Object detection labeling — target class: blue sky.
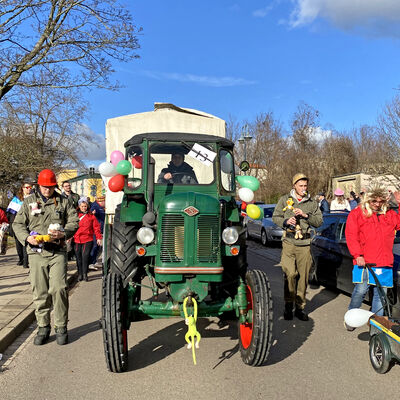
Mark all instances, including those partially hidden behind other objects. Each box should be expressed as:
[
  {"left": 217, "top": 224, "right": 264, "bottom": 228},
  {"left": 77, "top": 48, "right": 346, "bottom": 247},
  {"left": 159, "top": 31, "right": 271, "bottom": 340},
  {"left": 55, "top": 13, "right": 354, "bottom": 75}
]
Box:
[{"left": 81, "top": 0, "right": 400, "bottom": 163}]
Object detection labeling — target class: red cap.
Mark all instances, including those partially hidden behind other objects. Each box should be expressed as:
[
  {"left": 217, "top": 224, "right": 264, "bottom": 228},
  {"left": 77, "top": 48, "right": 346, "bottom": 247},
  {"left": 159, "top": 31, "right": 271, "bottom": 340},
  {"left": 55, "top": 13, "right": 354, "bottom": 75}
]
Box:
[{"left": 37, "top": 169, "right": 57, "bottom": 186}]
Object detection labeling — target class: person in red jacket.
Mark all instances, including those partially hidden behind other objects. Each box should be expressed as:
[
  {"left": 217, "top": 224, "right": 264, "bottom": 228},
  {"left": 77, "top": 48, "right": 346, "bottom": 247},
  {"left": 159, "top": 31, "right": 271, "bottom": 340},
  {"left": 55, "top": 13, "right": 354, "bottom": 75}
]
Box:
[
  {"left": 345, "top": 187, "right": 400, "bottom": 329},
  {"left": 74, "top": 197, "right": 102, "bottom": 282}
]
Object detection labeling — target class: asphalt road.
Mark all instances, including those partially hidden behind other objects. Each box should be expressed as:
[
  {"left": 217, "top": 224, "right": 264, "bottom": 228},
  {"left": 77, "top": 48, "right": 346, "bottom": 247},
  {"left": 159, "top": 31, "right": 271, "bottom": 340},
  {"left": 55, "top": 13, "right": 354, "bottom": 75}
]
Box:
[{"left": 0, "top": 240, "right": 399, "bottom": 400}]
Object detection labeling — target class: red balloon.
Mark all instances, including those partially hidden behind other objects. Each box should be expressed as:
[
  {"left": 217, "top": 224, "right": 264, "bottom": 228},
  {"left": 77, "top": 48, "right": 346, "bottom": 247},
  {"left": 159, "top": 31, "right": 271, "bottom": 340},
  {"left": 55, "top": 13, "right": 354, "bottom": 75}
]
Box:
[
  {"left": 241, "top": 201, "right": 247, "bottom": 210},
  {"left": 108, "top": 174, "right": 125, "bottom": 192},
  {"left": 131, "top": 155, "right": 142, "bottom": 169}
]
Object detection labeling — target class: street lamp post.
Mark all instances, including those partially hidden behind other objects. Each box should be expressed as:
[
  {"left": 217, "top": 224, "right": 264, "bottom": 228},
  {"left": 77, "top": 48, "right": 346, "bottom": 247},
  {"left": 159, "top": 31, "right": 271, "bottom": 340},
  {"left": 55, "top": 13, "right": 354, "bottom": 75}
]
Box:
[{"left": 238, "top": 124, "right": 253, "bottom": 174}]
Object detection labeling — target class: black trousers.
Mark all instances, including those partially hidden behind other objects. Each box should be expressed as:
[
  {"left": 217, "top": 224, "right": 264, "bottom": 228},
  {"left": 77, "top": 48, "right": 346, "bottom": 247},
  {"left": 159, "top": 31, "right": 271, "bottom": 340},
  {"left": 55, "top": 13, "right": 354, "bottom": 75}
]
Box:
[
  {"left": 15, "top": 237, "right": 28, "bottom": 267},
  {"left": 74, "top": 241, "right": 93, "bottom": 276}
]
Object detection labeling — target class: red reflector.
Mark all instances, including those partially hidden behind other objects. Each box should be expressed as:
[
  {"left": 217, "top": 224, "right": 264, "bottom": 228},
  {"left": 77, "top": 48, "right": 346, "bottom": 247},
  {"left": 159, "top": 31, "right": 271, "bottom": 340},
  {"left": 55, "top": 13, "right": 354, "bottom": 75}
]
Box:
[
  {"left": 230, "top": 246, "right": 239, "bottom": 256},
  {"left": 137, "top": 247, "right": 146, "bottom": 256}
]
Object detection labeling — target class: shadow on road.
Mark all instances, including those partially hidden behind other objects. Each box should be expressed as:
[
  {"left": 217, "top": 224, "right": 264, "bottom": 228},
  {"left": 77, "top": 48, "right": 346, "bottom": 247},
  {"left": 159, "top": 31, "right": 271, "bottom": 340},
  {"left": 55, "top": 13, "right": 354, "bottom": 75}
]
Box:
[
  {"left": 67, "top": 320, "right": 101, "bottom": 344},
  {"left": 127, "top": 317, "right": 238, "bottom": 371}
]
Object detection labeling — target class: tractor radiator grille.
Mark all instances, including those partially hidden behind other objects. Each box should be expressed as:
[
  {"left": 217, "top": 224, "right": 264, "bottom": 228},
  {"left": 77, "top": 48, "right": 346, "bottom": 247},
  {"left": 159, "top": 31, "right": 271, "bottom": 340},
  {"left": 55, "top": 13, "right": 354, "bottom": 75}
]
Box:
[
  {"left": 160, "top": 214, "right": 185, "bottom": 262},
  {"left": 197, "top": 216, "right": 220, "bottom": 263}
]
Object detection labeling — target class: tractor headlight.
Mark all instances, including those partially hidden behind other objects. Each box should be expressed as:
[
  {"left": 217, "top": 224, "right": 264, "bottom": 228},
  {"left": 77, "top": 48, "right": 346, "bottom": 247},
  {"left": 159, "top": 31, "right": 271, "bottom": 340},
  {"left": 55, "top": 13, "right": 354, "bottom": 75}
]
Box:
[
  {"left": 137, "top": 227, "right": 154, "bottom": 245},
  {"left": 222, "top": 227, "right": 239, "bottom": 245}
]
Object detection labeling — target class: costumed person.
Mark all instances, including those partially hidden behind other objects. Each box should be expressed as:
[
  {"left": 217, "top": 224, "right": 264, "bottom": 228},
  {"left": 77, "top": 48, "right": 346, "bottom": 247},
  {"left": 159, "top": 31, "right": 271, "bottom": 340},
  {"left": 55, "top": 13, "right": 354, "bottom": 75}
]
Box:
[
  {"left": 344, "top": 187, "right": 400, "bottom": 330},
  {"left": 89, "top": 194, "right": 106, "bottom": 268},
  {"left": 74, "top": 197, "right": 102, "bottom": 282},
  {"left": 330, "top": 188, "right": 351, "bottom": 212},
  {"left": 157, "top": 152, "right": 198, "bottom": 184},
  {"left": 272, "top": 173, "right": 323, "bottom": 321},
  {"left": 6, "top": 183, "right": 33, "bottom": 267},
  {"left": 13, "top": 169, "right": 79, "bottom": 345}
]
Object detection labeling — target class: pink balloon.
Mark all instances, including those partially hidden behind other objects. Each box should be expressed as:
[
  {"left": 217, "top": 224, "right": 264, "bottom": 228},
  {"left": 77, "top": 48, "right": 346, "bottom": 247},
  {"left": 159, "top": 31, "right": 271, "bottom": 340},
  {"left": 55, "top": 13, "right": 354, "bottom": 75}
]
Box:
[
  {"left": 110, "top": 150, "right": 125, "bottom": 166},
  {"left": 108, "top": 174, "right": 125, "bottom": 192}
]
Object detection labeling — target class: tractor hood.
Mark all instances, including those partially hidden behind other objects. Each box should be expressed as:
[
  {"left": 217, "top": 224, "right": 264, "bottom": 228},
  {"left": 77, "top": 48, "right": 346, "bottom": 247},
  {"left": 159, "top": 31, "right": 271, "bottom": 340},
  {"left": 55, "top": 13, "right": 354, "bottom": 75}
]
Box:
[{"left": 158, "top": 192, "right": 220, "bottom": 215}]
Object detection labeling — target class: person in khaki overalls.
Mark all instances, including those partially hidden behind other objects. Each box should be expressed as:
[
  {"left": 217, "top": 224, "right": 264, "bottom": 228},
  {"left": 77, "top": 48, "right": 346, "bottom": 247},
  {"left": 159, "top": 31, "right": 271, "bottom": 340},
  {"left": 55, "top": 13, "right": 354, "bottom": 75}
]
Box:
[
  {"left": 272, "top": 173, "right": 323, "bottom": 321},
  {"left": 13, "top": 169, "right": 78, "bottom": 345}
]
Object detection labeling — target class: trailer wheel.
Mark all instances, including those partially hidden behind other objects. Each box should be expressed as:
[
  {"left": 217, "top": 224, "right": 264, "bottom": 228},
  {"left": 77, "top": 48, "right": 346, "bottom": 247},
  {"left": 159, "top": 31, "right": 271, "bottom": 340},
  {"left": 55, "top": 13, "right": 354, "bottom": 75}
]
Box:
[
  {"left": 369, "top": 333, "right": 393, "bottom": 374},
  {"left": 102, "top": 272, "right": 128, "bottom": 373},
  {"left": 239, "top": 269, "right": 273, "bottom": 366}
]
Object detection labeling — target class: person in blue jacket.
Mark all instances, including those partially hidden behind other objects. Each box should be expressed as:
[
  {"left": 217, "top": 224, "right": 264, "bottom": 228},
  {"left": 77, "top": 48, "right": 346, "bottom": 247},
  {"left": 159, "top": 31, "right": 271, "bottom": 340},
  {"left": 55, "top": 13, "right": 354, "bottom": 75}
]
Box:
[{"left": 318, "top": 192, "right": 330, "bottom": 214}]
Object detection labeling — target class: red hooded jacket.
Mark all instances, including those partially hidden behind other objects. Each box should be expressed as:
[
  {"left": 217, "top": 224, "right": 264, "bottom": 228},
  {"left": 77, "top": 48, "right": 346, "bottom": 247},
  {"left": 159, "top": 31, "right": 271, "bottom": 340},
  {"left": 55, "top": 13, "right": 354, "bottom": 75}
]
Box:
[
  {"left": 74, "top": 212, "right": 102, "bottom": 244},
  {"left": 345, "top": 207, "right": 400, "bottom": 268}
]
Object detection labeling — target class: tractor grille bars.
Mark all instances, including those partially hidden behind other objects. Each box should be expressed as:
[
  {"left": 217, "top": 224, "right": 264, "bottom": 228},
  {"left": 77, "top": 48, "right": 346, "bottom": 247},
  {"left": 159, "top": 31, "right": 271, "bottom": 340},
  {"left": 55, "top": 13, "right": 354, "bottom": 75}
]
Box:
[{"left": 160, "top": 214, "right": 220, "bottom": 263}]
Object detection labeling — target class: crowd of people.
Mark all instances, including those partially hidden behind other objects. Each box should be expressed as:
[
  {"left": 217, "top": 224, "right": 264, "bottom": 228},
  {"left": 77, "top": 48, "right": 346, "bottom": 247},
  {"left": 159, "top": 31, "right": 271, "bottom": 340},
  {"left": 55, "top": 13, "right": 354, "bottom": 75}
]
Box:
[{"left": 317, "top": 189, "right": 363, "bottom": 214}]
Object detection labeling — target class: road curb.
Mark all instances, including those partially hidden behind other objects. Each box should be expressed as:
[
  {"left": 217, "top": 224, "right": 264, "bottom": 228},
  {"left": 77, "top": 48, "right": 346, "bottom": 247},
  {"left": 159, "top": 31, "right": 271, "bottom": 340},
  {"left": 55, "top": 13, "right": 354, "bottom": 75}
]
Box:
[{"left": 0, "top": 270, "right": 78, "bottom": 354}]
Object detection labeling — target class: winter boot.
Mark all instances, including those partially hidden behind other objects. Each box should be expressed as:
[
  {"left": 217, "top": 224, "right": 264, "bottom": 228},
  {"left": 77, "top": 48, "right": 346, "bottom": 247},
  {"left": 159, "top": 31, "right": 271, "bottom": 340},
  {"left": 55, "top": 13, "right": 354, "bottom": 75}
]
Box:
[
  {"left": 33, "top": 325, "right": 50, "bottom": 345},
  {"left": 55, "top": 326, "right": 68, "bottom": 345},
  {"left": 283, "top": 303, "right": 293, "bottom": 320}
]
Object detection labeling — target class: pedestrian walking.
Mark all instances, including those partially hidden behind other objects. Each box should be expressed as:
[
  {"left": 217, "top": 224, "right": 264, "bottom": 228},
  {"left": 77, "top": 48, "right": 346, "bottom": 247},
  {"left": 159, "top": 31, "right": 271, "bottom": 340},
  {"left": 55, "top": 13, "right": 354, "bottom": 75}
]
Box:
[
  {"left": 272, "top": 173, "right": 323, "bottom": 321},
  {"left": 74, "top": 197, "right": 102, "bottom": 281},
  {"left": 6, "top": 182, "right": 33, "bottom": 267},
  {"left": 89, "top": 194, "right": 105, "bottom": 268},
  {"left": 344, "top": 187, "right": 400, "bottom": 330},
  {"left": 13, "top": 169, "right": 79, "bottom": 345}
]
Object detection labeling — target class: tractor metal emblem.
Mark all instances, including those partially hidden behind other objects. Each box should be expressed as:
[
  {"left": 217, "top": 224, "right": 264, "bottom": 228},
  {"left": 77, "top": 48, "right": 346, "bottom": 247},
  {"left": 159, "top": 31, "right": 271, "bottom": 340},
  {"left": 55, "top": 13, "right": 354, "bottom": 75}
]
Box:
[{"left": 184, "top": 206, "right": 199, "bottom": 216}]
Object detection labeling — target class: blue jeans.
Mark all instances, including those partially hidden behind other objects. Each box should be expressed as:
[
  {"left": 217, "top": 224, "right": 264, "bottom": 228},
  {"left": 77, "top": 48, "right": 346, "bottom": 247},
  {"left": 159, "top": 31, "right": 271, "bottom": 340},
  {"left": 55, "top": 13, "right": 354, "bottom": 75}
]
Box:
[{"left": 348, "top": 269, "right": 387, "bottom": 316}]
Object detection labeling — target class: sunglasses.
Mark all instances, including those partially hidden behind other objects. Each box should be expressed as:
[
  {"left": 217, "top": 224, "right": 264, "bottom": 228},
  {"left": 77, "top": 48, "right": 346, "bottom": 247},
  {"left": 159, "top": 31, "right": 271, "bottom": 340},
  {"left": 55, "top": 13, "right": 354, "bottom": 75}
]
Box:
[
  {"left": 370, "top": 200, "right": 385, "bottom": 205},
  {"left": 23, "top": 186, "right": 32, "bottom": 189}
]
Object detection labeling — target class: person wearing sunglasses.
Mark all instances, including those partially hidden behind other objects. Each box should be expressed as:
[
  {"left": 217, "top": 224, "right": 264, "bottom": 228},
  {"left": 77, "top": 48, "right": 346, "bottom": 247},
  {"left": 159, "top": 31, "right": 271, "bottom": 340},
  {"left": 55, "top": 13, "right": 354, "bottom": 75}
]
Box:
[
  {"left": 6, "top": 182, "right": 33, "bottom": 267},
  {"left": 345, "top": 187, "right": 400, "bottom": 330}
]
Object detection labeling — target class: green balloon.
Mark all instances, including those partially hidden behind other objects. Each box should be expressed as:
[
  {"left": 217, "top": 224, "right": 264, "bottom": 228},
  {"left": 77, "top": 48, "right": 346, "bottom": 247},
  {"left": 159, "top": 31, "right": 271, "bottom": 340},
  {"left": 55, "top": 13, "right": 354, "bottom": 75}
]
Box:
[
  {"left": 235, "top": 175, "right": 260, "bottom": 191},
  {"left": 116, "top": 160, "right": 132, "bottom": 175}
]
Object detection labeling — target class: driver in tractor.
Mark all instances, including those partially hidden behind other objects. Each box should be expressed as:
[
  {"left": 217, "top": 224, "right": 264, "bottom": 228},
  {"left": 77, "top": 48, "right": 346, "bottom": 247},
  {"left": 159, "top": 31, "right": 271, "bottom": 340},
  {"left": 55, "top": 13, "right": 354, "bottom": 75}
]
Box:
[{"left": 157, "top": 152, "right": 198, "bottom": 184}]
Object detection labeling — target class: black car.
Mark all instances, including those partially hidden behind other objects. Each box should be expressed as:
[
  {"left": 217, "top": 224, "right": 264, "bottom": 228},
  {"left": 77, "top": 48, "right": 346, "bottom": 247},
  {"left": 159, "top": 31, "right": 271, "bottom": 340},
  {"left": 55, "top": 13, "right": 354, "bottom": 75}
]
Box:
[{"left": 310, "top": 212, "right": 400, "bottom": 305}]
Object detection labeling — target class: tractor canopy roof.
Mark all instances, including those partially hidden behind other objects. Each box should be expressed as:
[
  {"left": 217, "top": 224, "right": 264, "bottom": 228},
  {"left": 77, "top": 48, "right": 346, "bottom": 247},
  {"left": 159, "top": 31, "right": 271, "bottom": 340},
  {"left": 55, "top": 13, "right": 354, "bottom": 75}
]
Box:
[{"left": 124, "top": 132, "right": 234, "bottom": 149}]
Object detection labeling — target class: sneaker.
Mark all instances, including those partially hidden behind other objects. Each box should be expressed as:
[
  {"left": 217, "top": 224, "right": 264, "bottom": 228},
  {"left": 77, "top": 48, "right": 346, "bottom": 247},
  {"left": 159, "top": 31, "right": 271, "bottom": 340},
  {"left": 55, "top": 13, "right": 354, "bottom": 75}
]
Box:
[
  {"left": 55, "top": 326, "right": 68, "bottom": 345},
  {"left": 294, "top": 308, "right": 309, "bottom": 321},
  {"left": 34, "top": 325, "right": 50, "bottom": 345},
  {"left": 344, "top": 321, "right": 355, "bottom": 332},
  {"left": 88, "top": 264, "right": 98, "bottom": 271}
]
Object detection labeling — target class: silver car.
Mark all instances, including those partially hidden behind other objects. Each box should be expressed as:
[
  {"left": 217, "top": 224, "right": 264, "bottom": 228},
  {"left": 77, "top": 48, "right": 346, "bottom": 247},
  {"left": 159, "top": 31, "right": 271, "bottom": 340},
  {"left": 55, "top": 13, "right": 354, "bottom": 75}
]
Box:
[{"left": 245, "top": 204, "right": 283, "bottom": 246}]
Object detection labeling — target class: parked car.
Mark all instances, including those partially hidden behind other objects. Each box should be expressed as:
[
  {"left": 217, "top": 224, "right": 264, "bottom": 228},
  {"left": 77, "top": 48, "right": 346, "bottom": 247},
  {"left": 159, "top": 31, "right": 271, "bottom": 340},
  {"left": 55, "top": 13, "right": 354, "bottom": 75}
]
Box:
[
  {"left": 310, "top": 212, "right": 399, "bottom": 307},
  {"left": 245, "top": 204, "right": 283, "bottom": 245}
]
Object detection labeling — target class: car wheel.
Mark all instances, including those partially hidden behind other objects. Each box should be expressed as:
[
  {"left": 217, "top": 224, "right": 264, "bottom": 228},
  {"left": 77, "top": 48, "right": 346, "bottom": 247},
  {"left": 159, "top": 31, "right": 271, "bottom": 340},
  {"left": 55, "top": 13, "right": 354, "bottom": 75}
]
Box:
[
  {"left": 369, "top": 333, "right": 393, "bottom": 374},
  {"left": 239, "top": 269, "right": 273, "bottom": 366},
  {"left": 261, "top": 229, "right": 268, "bottom": 246}
]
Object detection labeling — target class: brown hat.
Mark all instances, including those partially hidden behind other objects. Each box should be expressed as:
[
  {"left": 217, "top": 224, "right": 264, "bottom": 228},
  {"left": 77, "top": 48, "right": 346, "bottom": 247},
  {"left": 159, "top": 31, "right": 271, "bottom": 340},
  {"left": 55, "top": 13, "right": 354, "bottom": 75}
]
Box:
[{"left": 292, "top": 173, "right": 308, "bottom": 185}]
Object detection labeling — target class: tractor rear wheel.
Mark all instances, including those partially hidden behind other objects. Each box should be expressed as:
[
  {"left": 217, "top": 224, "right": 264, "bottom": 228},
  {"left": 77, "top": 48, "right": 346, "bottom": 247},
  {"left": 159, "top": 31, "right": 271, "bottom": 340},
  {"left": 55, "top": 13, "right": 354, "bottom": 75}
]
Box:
[
  {"left": 239, "top": 269, "right": 273, "bottom": 366},
  {"left": 102, "top": 272, "right": 128, "bottom": 372}
]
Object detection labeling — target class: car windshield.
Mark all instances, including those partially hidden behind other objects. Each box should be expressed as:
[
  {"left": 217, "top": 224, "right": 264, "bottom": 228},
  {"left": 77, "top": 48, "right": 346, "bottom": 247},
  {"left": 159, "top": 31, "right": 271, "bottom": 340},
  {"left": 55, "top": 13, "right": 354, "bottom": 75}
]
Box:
[
  {"left": 264, "top": 208, "right": 274, "bottom": 218},
  {"left": 151, "top": 143, "right": 215, "bottom": 185}
]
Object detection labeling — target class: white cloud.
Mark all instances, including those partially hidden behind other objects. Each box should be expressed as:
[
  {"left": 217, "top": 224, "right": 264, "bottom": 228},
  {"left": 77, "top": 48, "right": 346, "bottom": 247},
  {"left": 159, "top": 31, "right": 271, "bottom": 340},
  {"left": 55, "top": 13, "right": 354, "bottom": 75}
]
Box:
[
  {"left": 75, "top": 125, "right": 106, "bottom": 162},
  {"left": 253, "top": 5, "right": 273, "bottom": 18},
  {"left": 308, "top": 126, "right": 331, "bottom": 142},
  {"left": 289, "top": 0, "right": 400, "bottom": 37},
  {"left": 142, "top": 70, "right": 257, "bottom": 87}
]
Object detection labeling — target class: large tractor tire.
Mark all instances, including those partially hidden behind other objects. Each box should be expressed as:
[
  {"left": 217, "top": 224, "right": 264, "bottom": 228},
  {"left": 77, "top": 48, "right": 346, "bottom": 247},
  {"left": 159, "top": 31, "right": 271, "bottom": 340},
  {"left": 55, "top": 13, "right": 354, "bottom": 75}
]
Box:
[
  {"left": 239, "top": 269, "right": 273, "bottom": 366},
  {"left": 110, "top": 205, "right": 141, "bottom": 281},
  {"left": 102, "top": 272, "right": 128, "bottom": 373}
]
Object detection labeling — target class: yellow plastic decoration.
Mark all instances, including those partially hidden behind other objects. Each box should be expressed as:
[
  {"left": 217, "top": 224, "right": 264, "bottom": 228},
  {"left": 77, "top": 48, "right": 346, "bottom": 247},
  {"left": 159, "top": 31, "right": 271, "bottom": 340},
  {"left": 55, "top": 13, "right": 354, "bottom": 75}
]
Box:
[
  {"left": 246, "top": 204, "right": 261, "bottom": 220},
  {"left": 34, "top": 234, "right": 51, "bottom": 243},
  {"left": 183, "top": 297, "right": 201, "bottom": 365},
  {"left": 282, "top": 198, "right": 294, "bottom": 211}
]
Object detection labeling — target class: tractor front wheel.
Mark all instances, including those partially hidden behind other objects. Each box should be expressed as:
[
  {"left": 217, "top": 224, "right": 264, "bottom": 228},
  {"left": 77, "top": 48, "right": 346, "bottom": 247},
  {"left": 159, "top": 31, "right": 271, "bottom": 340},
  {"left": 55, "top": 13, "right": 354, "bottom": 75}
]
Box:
[
  {"left": 239, "top": 269, "right": 273, "bottom": 366},
  {"left": 102, "top": 272, "right": 128, "bottom": 372}
]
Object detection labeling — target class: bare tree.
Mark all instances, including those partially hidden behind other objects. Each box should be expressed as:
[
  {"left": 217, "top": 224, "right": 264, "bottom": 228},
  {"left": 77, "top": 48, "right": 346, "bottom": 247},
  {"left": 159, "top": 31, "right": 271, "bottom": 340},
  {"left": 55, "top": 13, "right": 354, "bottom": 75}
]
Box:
[{"left": 0, "top": 0, "right": 141, "bottom": 100}]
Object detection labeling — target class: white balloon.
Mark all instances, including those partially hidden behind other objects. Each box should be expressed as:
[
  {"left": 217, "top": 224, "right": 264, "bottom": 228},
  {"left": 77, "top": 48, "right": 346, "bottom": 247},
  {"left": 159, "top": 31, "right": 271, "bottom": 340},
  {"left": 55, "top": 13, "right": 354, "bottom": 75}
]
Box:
[
  {"left": 99, "top": 161, "right": 117, "bottom": 177},
  {"left": 238, "top": 187, "right": 254, "bottom": 203},
  {"left": 344, "top": 308, "right": 374, "bottom": 328}
]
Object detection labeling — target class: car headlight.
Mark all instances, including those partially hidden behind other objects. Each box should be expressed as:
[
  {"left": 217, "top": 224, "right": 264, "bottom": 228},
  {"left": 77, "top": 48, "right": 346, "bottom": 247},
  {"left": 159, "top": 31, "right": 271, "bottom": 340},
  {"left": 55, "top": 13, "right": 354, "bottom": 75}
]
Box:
[
  {"left": 222, "top": 227, "right": 239, "bottom": 245},
  {"left": 137, "top": 227, "right": 154, "bottom": 245}
]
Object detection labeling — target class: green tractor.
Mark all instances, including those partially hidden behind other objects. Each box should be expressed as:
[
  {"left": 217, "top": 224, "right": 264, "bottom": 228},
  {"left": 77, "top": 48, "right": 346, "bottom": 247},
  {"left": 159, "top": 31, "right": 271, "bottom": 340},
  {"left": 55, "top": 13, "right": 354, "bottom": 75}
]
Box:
[{"left": 102, "top": 132, "right": 273, "bottom": 372}]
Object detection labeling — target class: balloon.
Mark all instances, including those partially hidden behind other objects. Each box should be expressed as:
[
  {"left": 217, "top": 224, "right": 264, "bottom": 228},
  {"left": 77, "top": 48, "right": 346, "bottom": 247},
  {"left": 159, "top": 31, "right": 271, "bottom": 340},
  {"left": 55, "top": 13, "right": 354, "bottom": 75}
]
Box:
[
  {"left": 131, "top": 155, "right": 142, "bottom": 169},
  {"left": 110, "top": 150, "right": 125, "bottom": 166},
  {"left": 108, "top": 174, "right": 125, "bottom": 192},
  {"left": 241, "top": 201, "right": 247, "bottom": 210},
  {"left": 344, "top": 309, "right": 374, "bottom": 328},
  {"left": 236, "top": 175, "right": 260, "bottom": 191},
  {"left": 220, "top": 152, "right": 232, "bottom": 174},
  {"left": 98, "top": 161, "right": 117, "bottom": 177},
  {"left": 238, "top": 187, "right": 254, "bottom": 203},
  {"left": 246, "top": 204, "right": 261, "bottom": 220},
  {"left": 116, "top": 160, "right": 132, "bottom": 175}
]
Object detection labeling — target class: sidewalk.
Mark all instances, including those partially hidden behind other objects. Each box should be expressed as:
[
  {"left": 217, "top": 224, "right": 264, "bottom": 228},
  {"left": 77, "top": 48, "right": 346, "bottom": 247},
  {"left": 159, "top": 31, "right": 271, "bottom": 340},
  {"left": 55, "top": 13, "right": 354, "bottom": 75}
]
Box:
[{"left": 0, "top": 247, "right": 78, "bottom": 353}]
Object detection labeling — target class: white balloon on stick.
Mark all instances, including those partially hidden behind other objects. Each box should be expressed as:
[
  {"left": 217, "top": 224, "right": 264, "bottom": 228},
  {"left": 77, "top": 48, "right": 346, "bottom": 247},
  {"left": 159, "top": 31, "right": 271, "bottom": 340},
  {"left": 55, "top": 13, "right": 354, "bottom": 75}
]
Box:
[
  {"left": 238, "top": 187, "right": 254, "bottom": 203},
  {"left": 344, "top": 308, "right": 374, "bottom": 328},
  {"left": 99, "top": 161, "right": 117, "bottom": 177}
]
